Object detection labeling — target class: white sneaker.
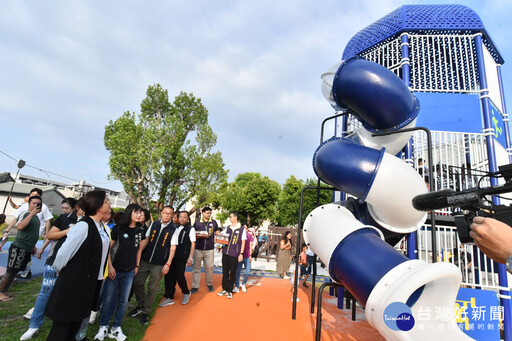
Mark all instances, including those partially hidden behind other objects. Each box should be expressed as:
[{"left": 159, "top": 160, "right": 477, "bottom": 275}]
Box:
[
  {"left": 283, "top": 275, "right": 290, "bottom": 279},
  {"left": 23, "top": 307, "right": 34, "bottom": 320},
  {"left": 89, "top": 310, "right": 98, "bottom": 325},
  {"left": 108, "top": 326, "right": 127, "bottom": 341},
  {"left": 94, "top": 326, "right": 108, "bottom": 341},
  {"left": 232, "top": 287, "right": 239, "bottom": 293},
  {"left": 241, "top": 284, "right": 247, "bottom": 292},
  {"left": 20, "top": 328, "right": 39, "bottom": 340}
]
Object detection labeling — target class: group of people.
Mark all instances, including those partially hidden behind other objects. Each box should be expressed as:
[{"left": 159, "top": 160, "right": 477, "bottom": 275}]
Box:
[
  {"left": 1, "top": 188, "right": 261, "bottom": 341},
  {"left": 4, "top": 186, "right": 511, "bottom": 341}
]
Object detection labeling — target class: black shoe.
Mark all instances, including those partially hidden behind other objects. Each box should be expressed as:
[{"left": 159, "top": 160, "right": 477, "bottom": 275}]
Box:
[
  {"left": 190, "top": 288, "right": 199, "bottom": 294},
  {"left": 129, "top": 306, "right": 143, "bottom": 317},
  {"left": 140, "top": 313, "right": 149, "bottom": 325},
  {"left": 207, "top": 285, "right": 214, "bottom": 292}
]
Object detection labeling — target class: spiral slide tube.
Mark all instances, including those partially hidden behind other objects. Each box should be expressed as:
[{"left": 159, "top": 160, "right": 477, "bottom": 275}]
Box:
[
  {"left": 312, "top": 56, "right": 470, "bottom": 339},
  {"left": 313, "top": 138, "right": 427, "bottom": 232},
  {"left": 321, "top": 57, "right": 420, "bottom": 154},
  {"left": 304, "top": 204, "right": 472, "bottom": 340},
  {"left": 331, "top": 57, "right": 420, "bottom": 133}
]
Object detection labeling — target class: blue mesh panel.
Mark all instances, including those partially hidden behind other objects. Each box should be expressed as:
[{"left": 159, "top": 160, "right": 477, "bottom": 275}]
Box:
[
  {"left": 342, "top": 5, "right": 503, "bottom": 64},
  {"left": 402, "top": 5, "right": 483, "bottom": 30}
]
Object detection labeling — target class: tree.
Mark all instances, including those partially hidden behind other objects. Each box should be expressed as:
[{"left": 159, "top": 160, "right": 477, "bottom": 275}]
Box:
[
  {"left": 104, "top": 84, "right": 227, "bottom": 212},
  {"left": 276, "top": 176, "right": 333, "bottom": 226},
  {"left": 104, "top": 112, "right": 151, "bottom": 204},
  {"left": 216, "top": 172, "right": 280, "bottom": 227}
]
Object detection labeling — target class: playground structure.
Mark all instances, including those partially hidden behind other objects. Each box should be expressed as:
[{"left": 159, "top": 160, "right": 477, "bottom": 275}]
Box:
[{"left": 301, "top": 5, "right": 512, "bottom": 340}]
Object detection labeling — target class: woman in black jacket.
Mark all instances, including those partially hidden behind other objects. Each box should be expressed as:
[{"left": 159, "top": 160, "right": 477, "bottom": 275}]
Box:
[{"left": 45, "top": 190, "right": 111, "bottom": 341}]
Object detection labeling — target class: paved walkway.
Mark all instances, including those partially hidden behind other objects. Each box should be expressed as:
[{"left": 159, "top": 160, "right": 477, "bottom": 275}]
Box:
[
  {"left": 1, "top": 242, "right": 384, "bottom": 340},
  {"left": 144, "top": 271, "right": 383, "bottom": 341},
  {"left": 212, "top": 252, "right": 331, "bottom": 278}
]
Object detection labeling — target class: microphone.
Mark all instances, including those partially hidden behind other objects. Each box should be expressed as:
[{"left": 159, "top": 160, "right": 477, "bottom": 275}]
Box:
[{"left": 412, "top": 188, "right": 481, "bottom": 211}]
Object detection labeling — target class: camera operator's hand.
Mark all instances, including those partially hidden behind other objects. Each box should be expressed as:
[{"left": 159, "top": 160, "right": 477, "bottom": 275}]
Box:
[{"left": 470, "top": 216, "right": 512, "bottom": 264}]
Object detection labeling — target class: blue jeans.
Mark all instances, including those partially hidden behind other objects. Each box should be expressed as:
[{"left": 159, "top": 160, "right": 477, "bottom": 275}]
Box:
[
  {"left": 235, "top": 257, "right": 251, "bottom": 288},
  {"left": 30, "top": 264, "right": 58, "bottom": 329},
  {"left": 99, "top": 270, "right": 135, "bottom": 328}
]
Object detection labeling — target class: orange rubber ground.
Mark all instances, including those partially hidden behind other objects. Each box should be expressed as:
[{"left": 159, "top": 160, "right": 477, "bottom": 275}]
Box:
[{"left": 144, "top": 272, "right": 384, "bottom": 341}]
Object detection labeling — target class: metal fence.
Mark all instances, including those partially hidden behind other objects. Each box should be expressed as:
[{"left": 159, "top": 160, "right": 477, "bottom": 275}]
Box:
[
  {"left": 409, "top": 129, "right": 510, "bottom": 293},
  {"left": 254, "top": 226, "right": 298, "bottom": 262},
  {"left": 343, "top": 29, "right": 510, "bottom": 296},
  {"left": 361, "top": 33, "right": 480, "bottom": 94},
  {"left": 338, "top": 124, "right": 512, "bottom": 295}
]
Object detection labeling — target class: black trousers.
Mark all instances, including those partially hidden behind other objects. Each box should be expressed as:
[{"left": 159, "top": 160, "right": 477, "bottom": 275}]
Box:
[
  {"left": 46, "top": 279, "right": 102, "bottom": 341},
  {"left": 46, "top": 320, "right": 82, "bottom": 341},
  {"left": 164, "top": 257, "right": 189, "bottom": 299},
  {"left": 221, "top": 254, "right": 238, "bottom": 293}
]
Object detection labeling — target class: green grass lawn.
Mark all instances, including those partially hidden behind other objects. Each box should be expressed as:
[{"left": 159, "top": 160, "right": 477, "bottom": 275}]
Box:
[{"left": 0, "top": 276, "right": 166, "bottom": 341}]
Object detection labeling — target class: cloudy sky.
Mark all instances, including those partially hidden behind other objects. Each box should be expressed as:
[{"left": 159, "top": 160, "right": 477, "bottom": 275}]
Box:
[{"left": 1, "top": 0, "right": 511, "bottom": 192}]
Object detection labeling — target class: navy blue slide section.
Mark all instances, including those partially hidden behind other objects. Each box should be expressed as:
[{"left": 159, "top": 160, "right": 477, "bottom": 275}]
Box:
[
  {"left": 313, "top": 137, "right": 384, "bottom": 200},
  {"left": 331, "top": 57, "right": 419, "bottom": 132},
  {"left": 329, "top": 229, "right": 408, "bottom": 306}
]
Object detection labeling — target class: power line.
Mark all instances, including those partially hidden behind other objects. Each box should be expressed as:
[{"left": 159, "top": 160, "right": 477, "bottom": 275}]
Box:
[
  {"left": 24, "top": 164, "right": 80, "bottom": 183},
  {"left": 0, "top": 149, "right": 80, "bottom": 183},
  {"left": 0, "top": 150, "right": 18, "bottom": 162}
]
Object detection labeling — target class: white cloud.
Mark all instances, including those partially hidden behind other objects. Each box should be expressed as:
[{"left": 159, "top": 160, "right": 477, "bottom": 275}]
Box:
[{"left": 1, "top": 0, "right": 511, "bottom": 192}]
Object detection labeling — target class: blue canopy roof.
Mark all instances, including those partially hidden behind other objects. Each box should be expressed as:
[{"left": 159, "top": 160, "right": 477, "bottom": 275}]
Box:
[{"left": 342, "top": 4, "right": 504, "bottom": 64}]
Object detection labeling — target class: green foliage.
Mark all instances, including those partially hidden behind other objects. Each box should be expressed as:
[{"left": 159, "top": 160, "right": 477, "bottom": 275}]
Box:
[
  {"left": 104, "top": 84, "right": 227, "bottom": 211},
  {"left": 104, "top": 112, "right": 150, "bottom": 205},
  {"left": 0, "top": 276, "right": 161, "bottom": 341},
  {"left": 216, "top": 172, "right": 280, "bottom": 226},
  {"left": 276, "top": 176, "right": 332, "bottom": 226}
]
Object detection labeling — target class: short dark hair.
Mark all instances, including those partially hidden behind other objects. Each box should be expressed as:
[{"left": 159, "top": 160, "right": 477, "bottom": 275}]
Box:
[
  {"left": 62, "top": 197, "right": 77, "bottom": 209},
  {"left": 202, "top": 206, "right": 212, "bottom": 213},
  {"left": 76, "top": 197, "right": 83, "bottom": 210},
  {"left": 142, "top": 208, "right": 150, "bottom": 222},
  {"left": 178, "top": 210, "right": 190, "bottom": 218},
  {"left": 29, "top": 195, "right": 42, "bottom": 204},
  {"left": 114, "top": 211, "right": 124, "bottom": 223},
  {"left": 30, "top": 188, "right": 43, "bottom": 196},
  {"left": 229, "top": 211, "right": 239, "bottom": 220},
  {"left": 81, "top": 190, "right": 107, "bottom": 216},
  {"left": 161, "top": 205, "right": 174, "bottom": 212}
]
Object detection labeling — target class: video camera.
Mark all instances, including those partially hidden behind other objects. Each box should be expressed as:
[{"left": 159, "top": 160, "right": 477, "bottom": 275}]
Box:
[{"left": 412, "top": 163, "right": 512, "bottom": 243}]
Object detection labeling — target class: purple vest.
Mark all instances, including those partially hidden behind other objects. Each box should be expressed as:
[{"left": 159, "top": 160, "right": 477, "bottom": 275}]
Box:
[
  {"left": 222, "top": 225, "right": 244, "bottom": 258},
  {"left": 193, "top": 219, "right": 218, "bottom": 250}
]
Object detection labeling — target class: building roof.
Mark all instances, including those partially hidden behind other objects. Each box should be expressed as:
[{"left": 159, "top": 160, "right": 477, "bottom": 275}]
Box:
[
  {"left": 342, "top": 4, "right": 504, "bottom": 64},
  {"left": 17, "top": 174, "right": 68, "bottom": 188},
  {"left": 0, "top": 172, "right": 15, "bottom": 183},
  {"left": 0, "top": 182, "right": 59, "bottom": 196}
]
